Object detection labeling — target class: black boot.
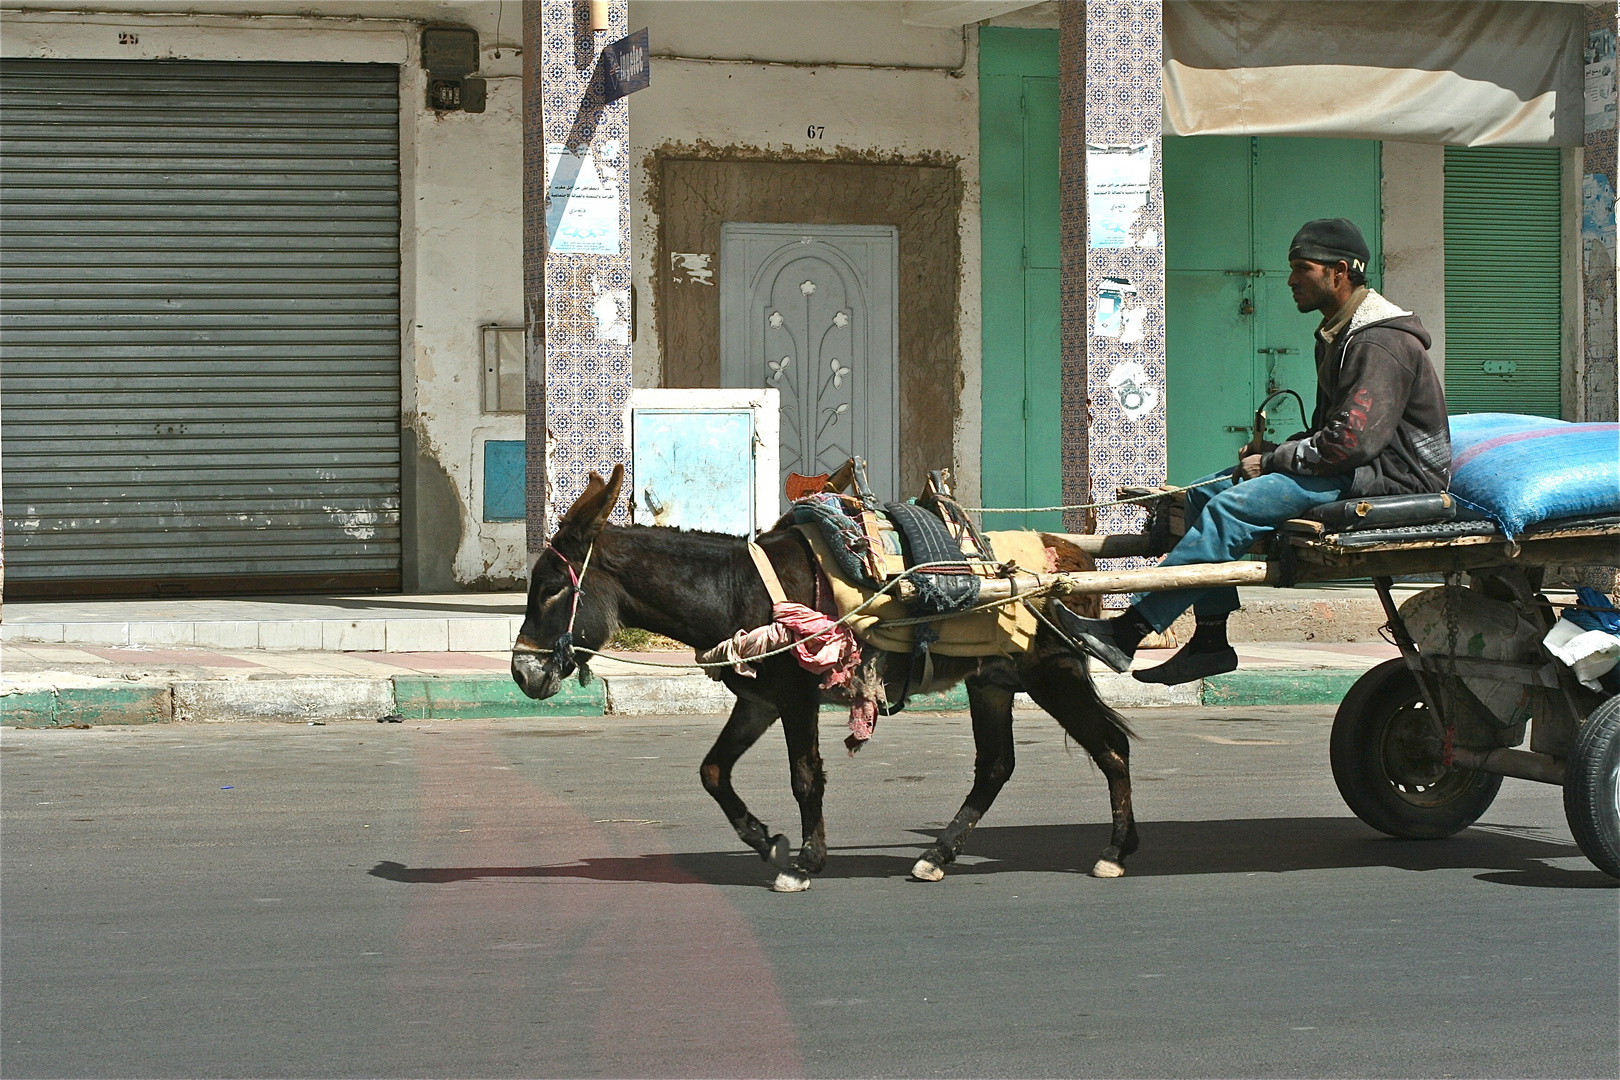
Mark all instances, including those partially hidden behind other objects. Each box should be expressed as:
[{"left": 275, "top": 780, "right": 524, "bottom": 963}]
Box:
[
  {"left": 1049, "top": 602, "right": 1151, "bottom": 674},
  {"left": 1133, "top": 616, "right": 1238, "bottom": 685}
]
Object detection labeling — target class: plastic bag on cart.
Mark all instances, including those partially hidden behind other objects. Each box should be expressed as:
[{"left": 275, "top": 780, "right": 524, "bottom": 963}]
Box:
[
  {"left": 1543, "top": 619, "right": 1620, "bottom": 691},
  {"left": 1447, "top": 414, "right": 1620, "bottom": 538},
  {"left": 1399, "top": 585, "right": 1539, "bottom": 726}
]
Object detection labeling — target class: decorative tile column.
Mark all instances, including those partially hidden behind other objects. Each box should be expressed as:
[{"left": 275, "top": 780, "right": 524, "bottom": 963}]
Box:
[
  {"left": 1058, "top": 2, "right": 1091, "bottom": 534},
  {"left": 1584, "top": 3, "right": 1619, "bottom": 423},
  {"left": 1060, "top": 0, "right": 1166, "bottom": 573},
  {"left": 524, "top": 0, "right": 633, "bottom": 548}
]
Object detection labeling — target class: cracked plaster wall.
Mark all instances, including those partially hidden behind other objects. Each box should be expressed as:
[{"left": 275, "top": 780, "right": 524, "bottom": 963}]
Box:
[
  {"left": 407, "top": 68, "right": 527, "bottom": 589},
  {"left": 8, "top": 0, "right": 983, "bottom": 582},
  {"left": 5, "top": 1, "right": 530, "bottom": 590},
  {"left": 627, "top": 1, "right": 985, "bottom": 507}
]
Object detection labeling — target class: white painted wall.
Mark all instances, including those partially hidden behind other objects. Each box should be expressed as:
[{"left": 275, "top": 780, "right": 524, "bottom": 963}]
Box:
[
  {"left": 413, "top": 73, "right": 527, "bottom": 586},
  {"left": 1381, "top": 141, "right": 1446, "bottom": 379},
  {"left": 3, "top": 0, "right": 531, "bottom": 587},
  {"left": 626, "top": 0, "right": 986, "bottom": 508}
]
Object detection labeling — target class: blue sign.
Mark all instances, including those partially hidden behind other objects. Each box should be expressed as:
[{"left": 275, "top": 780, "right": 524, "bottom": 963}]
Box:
[
  {"left": 603, "top": 28, "right": 650, "bottom": 103},
  {"left": 483, "top": 440, "right": 526, "bottom": 522}
]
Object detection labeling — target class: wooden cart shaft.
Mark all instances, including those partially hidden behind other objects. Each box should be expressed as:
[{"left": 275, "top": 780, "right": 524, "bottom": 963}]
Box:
[{"left": 913, "top": 525, "right": 1620, "bottom": 602}]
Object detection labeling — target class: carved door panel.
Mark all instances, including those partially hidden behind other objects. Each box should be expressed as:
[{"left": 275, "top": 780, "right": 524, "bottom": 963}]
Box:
[{"left": 720, "top": 224, "right": 899, "bottom": 509}]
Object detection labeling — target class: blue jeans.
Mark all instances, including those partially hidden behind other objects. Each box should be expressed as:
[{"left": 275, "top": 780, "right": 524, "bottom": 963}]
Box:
[{"left": 1133, "top": 469, "right": 1352, "bottom": 632}]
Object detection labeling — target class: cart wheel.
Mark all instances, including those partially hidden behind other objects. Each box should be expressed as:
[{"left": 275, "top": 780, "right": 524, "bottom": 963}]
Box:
[
  {"left": 1563, "top": 695, "right": 1620, "bottom": 879},
  {"left": 1331, "top": 659, "right": 1501, "bottom": 839}
]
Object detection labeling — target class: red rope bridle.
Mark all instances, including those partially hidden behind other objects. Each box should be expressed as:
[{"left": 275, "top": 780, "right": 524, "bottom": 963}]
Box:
[{"left": 514, "top": 539, "right": 595, "bottom": 669}]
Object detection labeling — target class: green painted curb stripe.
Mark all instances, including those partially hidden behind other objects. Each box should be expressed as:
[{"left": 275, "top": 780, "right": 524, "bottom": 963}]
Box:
[
  {"left": 0, "top": 667, "right": 1370, "bottom": 726},
  {"left": 391, "top": 676, "right": 604, "bottom": 719},
  {"left": 1, "top": 686, "right": 173, "bottom": 726},
  {"left": 1200, "top": 669, "right": 1362, "bottom": 706}
]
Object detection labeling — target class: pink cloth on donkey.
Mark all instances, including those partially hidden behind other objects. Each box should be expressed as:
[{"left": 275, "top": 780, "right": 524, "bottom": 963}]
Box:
[
  {"left": 702, "top": 602, "right": 875, "bottom": 748},
  {"left": 706, "top": 602, "right": 858, "bottom": 688}
]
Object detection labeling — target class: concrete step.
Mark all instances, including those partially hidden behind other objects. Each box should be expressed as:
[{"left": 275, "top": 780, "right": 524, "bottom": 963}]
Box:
[{"left": 1, "top": 593, "right": 525, "bottom": 652}]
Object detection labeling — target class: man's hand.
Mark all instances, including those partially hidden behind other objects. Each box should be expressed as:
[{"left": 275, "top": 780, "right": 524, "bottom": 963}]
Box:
[{"left": 1233, "top": 454, "right": 1264, "bottom": 481}]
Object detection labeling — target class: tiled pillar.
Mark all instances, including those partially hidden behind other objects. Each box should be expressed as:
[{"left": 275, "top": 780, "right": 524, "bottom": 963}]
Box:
[
  {"left": 523, "top": 0, "right": 633, "bottom": 548},
  {"left": 1058, "top": 2, "right": 1091, "bottom": 534},
  {"left": 1584, "top": 3, "right": 1619, "bottom": 423},
  {"left": 1060, "top": 0, "right": 1166, "bottom": 568}
]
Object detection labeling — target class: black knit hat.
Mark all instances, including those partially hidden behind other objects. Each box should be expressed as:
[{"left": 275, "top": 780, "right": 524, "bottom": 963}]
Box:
[{"left": 1289, "top": 218, "right": 1370, "bottom": 274}]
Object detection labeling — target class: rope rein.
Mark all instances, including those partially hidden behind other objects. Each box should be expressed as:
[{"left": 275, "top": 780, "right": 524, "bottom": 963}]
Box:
[
  {"left": 512, "top": 556, "right": 1040, "bottom": 671},
  {"left": 963, "top": 473, "right": 1228, "bottom": 514},
  {"left": 515, "top": 474, "right": 1215, "bottom": 674}
]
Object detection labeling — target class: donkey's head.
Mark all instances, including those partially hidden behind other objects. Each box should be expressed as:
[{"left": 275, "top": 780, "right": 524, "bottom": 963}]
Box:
[{"left": 511, "top": 465, "right": 624, "bottom": 701}]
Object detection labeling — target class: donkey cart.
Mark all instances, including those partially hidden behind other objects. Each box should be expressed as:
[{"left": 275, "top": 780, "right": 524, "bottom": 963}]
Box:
[{"left": 970, "top": 501, "right": 1620, "bottom": 879}]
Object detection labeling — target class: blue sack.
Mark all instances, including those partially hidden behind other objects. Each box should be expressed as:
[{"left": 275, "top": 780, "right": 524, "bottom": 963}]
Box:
[{"left": 1447, "top": 413, "right": 1620, "bottom": 538}]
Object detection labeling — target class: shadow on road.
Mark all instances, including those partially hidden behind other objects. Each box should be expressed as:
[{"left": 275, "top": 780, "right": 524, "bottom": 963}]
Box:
[{"left": 369, "top": 816, "right": 1616, "bottom": 889}]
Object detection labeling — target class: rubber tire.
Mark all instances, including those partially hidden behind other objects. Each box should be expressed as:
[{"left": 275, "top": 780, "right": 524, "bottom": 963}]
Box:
[
  {"left": 1563, "top": 695, "right": 1620, "bottom": 879},
  {"left": 1331, "top": 658, "right": 1502, "bottom": 840}
]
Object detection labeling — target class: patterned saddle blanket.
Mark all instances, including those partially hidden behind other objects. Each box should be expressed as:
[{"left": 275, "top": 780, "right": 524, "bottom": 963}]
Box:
[{"left": 787, "top": 491, "right": 1069, "bottom": 657}]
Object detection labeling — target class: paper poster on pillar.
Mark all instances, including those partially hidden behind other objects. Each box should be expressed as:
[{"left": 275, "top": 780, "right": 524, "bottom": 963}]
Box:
[
  {"left": 1584, "top": 173, "right": 1617, "bottom": 263},
  {"left": 1105, "top": 361, "right": 1158, "bottom": 422},
  {"left": 1587, "top": 27, "right": 1617, "bottom": 132},
  {"left": 546, "top": 142, "right": 621, "bottom": 255},
  {"left": 1086, "top": 144, "right": 1158, "bottom": 249},
  {"left": 1093, "top": 277, "right": 1148, "bottom": 343}
]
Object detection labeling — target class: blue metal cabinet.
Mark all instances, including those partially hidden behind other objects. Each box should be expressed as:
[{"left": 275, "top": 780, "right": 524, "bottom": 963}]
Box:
[{"left": 628, "top": 389, "right": 779, "bottom": 537}]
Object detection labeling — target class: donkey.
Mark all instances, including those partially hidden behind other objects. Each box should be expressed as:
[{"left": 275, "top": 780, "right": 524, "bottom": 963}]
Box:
[{"left": 511, "top": 466, "right": 1139, "bottom": 891}]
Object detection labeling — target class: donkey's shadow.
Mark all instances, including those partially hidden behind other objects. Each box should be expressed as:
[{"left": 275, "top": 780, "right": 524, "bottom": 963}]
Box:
[{"left": 370, "top": 817, "right": 1614, "bottom": 890}]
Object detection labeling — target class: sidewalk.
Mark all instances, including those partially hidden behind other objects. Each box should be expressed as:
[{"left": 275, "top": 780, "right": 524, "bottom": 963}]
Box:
[
  {"left": 1, "top": 586, "right": 1422, "bottom": 725},
  {"left": 0, "top": 583, "right": 1426, "bottom": 652},
  {"left": 1, "top": 635, "right": 1398, "bottom": 726},
  {"left": 1, "top": 592, "right": 526, "bottom": 652}
]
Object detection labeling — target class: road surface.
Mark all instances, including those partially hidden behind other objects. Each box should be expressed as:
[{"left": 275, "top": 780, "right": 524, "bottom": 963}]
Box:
[{"left": 4, "top": 706, "right": 1615, "bottom": 1078}]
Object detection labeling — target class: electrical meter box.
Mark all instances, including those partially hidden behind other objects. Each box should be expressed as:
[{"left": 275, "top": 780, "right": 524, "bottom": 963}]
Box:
[{"left": 627, "top": 389, "right": 779, "bottom": 538}]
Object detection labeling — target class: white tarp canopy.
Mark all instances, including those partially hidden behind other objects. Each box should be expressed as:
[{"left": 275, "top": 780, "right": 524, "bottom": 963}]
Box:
[{"left": 1164, "top": 1, "right": 1585, "bottom": 146}]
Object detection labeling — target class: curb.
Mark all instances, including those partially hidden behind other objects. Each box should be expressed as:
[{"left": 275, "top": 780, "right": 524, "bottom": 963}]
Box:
[
  {"left": 392, "top": 675, "right": 605, "bottom": 719},
  {"left": 173, "top": 679, "right": 396, "bottom": 724},
  {"left": 1200, "top": 669, "right": 1362, "bottom": 706},
  {"left": 1, "top": 684, "right": 173, "bottom": 726},
  {"left": 1, "top": 667, "right": 1367, "bottom": 726}
]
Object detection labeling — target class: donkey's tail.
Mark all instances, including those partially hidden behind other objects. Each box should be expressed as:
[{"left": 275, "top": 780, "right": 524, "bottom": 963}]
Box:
[{"left": 1077, "top": 658, "right": 1139, "bottom": 741}]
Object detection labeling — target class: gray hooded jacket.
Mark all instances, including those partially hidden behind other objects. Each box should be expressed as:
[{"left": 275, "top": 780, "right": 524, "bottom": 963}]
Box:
[{"left": 1263, "top": 290, "right": 1451, "bottom": 497}]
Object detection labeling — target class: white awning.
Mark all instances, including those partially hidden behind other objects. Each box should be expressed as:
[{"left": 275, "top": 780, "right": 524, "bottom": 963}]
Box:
[{"left": 1164, "top": 1, "right": 1585, "bottom": 146}]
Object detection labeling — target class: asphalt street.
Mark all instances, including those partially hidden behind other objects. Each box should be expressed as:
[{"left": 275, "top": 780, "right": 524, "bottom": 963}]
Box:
[{"left": 3, "top": 706, "right": 1616, "bottom": 1079}]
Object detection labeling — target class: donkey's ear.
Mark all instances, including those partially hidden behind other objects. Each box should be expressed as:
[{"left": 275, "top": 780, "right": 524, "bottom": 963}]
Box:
[{"left": 557, "top": 464, "right": 625, "bottom": 540}]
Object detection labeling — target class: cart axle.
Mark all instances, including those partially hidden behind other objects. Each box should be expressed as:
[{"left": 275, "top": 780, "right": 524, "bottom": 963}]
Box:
[{"left": 1450, "top": 746, "right": 1566, "bottom": 786}]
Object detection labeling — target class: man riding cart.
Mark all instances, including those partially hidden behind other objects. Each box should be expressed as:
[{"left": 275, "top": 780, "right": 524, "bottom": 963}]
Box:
[{"left": 1055, "top": 217, "right": 1451, "bottom": 685}]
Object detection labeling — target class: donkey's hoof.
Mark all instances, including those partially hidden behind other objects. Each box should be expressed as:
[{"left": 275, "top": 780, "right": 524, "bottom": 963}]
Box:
[
  {"left": 910, "top": 857, "right": 946, "bottom": 882},
  {"left": 766, "top": 834, "right": 793, "bottom": 870},
  {"left": 771, "top": 869, "right": 812, "bottom": 893},
  {"left": 1091, "top": 858, "right": 1127, "bottom": 878}
]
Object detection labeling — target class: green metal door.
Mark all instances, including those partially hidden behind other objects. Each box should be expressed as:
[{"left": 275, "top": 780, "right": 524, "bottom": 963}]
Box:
[
  {"left": 1443, "top": 147, "right": 1562, "bottom": 417},
  {"left": 979, "top": 28, "right": 1061, "bottom": 530},
  {"left": 1164, "top": 136, "right": 1382, "bottom": 484}
]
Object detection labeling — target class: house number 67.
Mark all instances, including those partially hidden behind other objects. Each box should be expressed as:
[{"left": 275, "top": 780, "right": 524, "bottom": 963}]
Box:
[{"left": 806, "top": 125, "right": 825, "bottom": 139}]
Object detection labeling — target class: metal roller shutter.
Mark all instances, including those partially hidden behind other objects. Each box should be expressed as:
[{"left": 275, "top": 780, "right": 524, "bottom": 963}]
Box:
[
  {"left": 1442, "top": 146, "right": 1563, "bottom": 418},
  {"left": 0, "top": 59, "right": 401, "bottom": 597}
]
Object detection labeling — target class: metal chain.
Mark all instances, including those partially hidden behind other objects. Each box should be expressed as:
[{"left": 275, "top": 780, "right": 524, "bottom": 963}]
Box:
[{"left": 1440, "top": 573, "right": 1463, "bottom": 764}]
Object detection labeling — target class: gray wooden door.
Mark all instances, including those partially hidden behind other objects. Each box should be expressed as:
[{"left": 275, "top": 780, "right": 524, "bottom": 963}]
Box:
[{"left": 720, "top": 224, "right": 898, "bottom": 507}]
